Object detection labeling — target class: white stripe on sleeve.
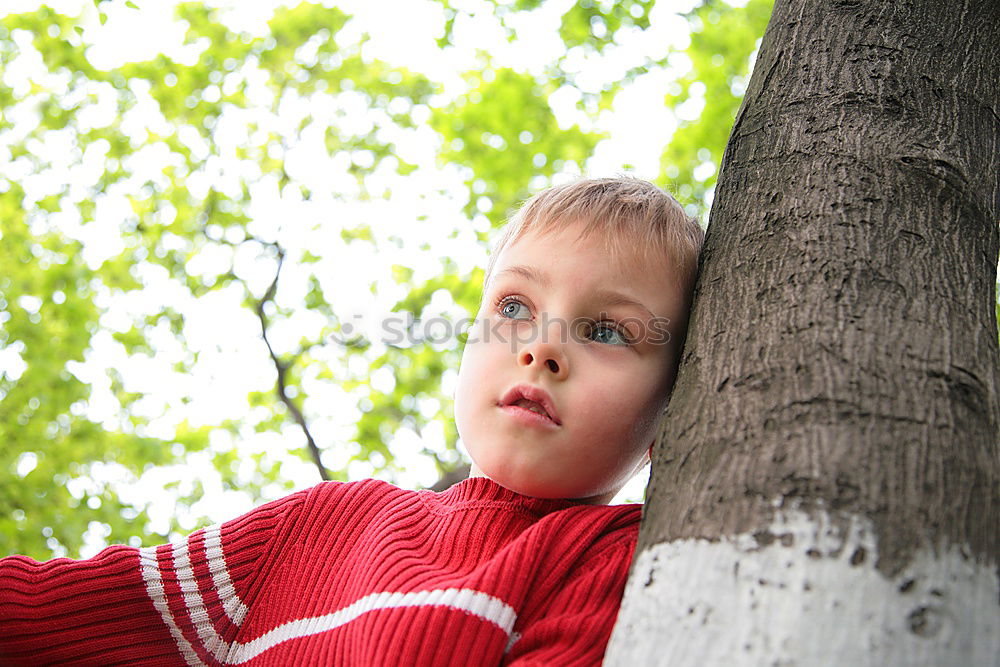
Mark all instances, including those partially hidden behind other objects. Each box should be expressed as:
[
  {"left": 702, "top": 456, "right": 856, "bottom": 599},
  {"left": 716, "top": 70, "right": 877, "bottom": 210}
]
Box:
[
  {"left": 139, "top": 545, "right": 206, "bottom": 667},
  {"left": 202, "top": 523, "right": 249, "bottom": 627}
]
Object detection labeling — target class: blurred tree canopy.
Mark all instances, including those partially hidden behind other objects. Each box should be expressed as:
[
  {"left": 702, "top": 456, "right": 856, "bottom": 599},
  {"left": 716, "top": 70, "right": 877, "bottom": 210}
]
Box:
[{"left": 0, "top": 0, "right": 776, "bottom": 559}]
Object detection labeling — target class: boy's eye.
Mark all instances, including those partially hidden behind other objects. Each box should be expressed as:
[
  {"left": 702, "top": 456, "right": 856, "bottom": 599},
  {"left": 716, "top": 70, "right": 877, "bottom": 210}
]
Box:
[
  {"left": 590, "top": 322, "right": 631, "bottom": 346},
  {"left": 498, "top": 298, "right": 531, "bottom": 320}
]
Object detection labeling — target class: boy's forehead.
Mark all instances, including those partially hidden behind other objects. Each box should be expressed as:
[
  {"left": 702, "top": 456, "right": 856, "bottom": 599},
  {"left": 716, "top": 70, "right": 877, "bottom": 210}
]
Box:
[
  {"left": 500, "top": 222, "right": 665, "bottom": 278},
  {"left": 490, "top": 224, "right": 681, "bottom": 317}
]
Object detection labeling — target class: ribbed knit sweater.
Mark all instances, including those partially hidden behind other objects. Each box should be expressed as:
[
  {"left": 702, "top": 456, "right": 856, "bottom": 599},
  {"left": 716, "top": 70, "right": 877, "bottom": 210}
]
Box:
[{"left": 0, "top": 476, "right": 642, "bottom": 666}]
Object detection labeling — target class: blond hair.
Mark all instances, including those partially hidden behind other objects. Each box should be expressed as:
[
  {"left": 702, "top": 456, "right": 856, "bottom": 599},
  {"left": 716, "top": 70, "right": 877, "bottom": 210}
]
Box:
[{"left": 485, "top": 177, "right": 705, "bottom": 315}]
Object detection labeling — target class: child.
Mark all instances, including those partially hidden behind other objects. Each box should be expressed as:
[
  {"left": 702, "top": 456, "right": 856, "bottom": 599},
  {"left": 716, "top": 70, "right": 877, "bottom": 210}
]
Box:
[{"left": 0, "top": 177, "right": 704, "bottom": 666}]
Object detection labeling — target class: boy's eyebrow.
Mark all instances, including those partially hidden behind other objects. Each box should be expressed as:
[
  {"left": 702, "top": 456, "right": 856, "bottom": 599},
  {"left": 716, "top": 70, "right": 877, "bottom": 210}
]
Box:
[
  {"left": 495, "top": 265, "right": 658, "bottom": 319},
  {"left": 592, "top": 289, "right": 657, "bottom": 320},
  {"left": 494, "top": 265, "right": 550, "bottom": 286}
]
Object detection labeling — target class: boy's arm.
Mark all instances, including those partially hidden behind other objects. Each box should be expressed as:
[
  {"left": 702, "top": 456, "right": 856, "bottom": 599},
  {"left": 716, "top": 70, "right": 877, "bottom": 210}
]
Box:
[
  {"left": 0, "top": 488, "right": 307, "bottom": 667},
  {"left": 502, "top": 536, "right": 635, "bottom": 667}
]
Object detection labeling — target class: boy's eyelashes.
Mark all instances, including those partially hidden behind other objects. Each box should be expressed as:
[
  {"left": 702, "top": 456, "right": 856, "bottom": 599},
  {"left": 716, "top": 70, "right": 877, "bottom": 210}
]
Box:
[
  {"left": 588, "top": 322, "right": 633, "bottom": 347},
  {"left": 495, "top": 295, "right": 532, "bottom": 320},
  {"left": 491, "top": 294, "right": 635, "bottom": 346}
]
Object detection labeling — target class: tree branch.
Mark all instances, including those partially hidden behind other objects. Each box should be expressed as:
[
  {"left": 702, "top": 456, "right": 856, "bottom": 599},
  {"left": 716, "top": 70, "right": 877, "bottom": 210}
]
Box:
[
  {"left": 253, "top": 244, "right": 330, "bottom": 481},
  {"left": 425, "top": 462, "right": 471, "bottom": 492}
]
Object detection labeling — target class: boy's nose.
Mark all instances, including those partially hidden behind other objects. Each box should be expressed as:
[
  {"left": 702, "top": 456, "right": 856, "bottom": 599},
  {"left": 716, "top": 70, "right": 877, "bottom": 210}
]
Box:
[
  {"left": 517, "top": 328, "right": 568, "bottom": 379},
  {"left": 518, "top": 350, "right": 563, "bottom": 376}
]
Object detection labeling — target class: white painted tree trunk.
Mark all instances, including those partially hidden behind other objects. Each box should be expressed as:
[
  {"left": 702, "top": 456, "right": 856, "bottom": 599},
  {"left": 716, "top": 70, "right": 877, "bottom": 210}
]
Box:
[{"left": 606, "top": 507, "right": 1000, "bottom": 665}]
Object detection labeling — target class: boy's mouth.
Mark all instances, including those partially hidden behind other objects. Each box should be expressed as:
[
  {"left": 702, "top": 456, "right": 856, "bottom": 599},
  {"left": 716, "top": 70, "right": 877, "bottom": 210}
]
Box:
[
  {"left": 498, "top": 385, "right": 561, "bottom": 425},
  {"left": 512, "top": 398, "right": 548, "bottom": 417}
]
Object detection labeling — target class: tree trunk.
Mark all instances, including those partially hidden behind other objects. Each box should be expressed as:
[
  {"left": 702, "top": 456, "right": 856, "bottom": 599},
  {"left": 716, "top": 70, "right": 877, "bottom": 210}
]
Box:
[{"left": 606, "top": 0, "right": 999, "bottom": 664}]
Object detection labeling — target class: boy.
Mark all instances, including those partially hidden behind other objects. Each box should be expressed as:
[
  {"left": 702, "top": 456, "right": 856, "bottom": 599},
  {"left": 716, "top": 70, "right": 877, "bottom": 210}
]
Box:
[{"left": 0, "top": 177, "right": 704, "bottom": 666}]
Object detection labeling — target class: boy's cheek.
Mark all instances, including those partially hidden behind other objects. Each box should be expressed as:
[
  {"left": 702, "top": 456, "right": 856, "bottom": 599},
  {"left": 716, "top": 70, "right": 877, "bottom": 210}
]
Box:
[
  {"left": 454, "top": 336, "right": 501, "bottom": 411},
  {"left": 577, "top": 375, "right": 662, "bottom": 426},
  {"left": 571, "top": 384, "right": 634, "bottom": 423},
  {"left": 454, "top": 344, "right": 481, "bottom": 412}
]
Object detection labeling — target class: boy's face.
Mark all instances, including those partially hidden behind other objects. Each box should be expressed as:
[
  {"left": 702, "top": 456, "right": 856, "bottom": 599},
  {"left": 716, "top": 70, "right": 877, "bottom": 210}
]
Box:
[{"left": 454, "top": 222, "right": 685, "bottom": 504}]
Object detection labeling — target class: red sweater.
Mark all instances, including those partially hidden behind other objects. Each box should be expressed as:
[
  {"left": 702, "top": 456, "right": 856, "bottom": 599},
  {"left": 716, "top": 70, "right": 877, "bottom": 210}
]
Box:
[{"left": 0, "top": 476, "right": 641, "bottom": 666}]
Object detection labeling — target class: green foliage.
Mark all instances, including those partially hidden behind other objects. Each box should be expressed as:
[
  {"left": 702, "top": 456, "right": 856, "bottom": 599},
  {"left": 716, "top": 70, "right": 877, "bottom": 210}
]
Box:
[
  {"left": 659, "top": 0, "right": 774, "bottom": 212},
  {"left": 433, "top": 66, "right": 598, "bottom": 227},
  {"left": 557, "top": 0, "right": 655, "bottom": 51},
  {"left": 0, "top": 0, "right": 445, "bottom": 557},
  {"left": 435, "top": 0, "right": 655, "bottom": 53},
  {"left": 0, "top": 183, "right": 193, "bottom": 558}
]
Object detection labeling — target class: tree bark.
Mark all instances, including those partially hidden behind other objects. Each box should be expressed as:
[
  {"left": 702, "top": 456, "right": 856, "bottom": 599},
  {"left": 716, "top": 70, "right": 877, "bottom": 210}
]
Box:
[{"left": 606, "top": 0, "right": 999, "bottom": 664}]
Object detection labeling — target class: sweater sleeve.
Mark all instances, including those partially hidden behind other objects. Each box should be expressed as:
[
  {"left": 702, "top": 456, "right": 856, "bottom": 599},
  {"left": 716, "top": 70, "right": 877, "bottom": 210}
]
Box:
[
  {"left": 0, "top": 489, "right": 307, "bottom": 667},
  {"left": 501, "top": 534, "right": 636, "bottom": 667}
]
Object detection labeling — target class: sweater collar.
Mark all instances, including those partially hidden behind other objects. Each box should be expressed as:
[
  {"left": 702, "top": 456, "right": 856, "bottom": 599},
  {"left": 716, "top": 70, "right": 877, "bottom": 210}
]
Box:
[{"left": 433, "top": 475, "right": 586, "bottom": 514}]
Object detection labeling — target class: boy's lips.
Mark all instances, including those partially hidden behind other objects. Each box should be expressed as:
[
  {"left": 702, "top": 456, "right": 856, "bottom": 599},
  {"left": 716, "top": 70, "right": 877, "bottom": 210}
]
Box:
[{"left": 497, "top": 384, "right": 561, "bottom": 426}]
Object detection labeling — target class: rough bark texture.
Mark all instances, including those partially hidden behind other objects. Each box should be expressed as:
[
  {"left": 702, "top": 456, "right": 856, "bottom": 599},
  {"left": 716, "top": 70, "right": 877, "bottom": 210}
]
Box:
[{"left": 641, "top": 0, "right": 999, "bottom": 580}]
